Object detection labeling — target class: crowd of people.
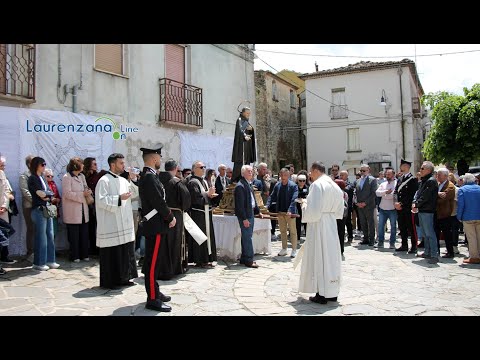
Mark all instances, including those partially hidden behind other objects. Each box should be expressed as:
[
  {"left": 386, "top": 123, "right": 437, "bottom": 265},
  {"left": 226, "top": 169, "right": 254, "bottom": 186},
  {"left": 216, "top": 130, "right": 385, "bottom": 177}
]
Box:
[{"left": 1, "top": 149, "right": 480, "bottom": 311}]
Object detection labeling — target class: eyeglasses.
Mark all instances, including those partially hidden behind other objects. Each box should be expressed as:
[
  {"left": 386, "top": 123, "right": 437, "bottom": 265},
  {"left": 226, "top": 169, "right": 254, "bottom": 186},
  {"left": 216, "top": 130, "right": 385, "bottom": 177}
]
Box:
[
  {"left": 198, "top": 166, "right": 206, "bottom": 169},
  {"left": 360, "top": 169, "right": 367, "bottom": 172},
  {"left": 46, "top": 175, "right": 53, "bottom": 178}
]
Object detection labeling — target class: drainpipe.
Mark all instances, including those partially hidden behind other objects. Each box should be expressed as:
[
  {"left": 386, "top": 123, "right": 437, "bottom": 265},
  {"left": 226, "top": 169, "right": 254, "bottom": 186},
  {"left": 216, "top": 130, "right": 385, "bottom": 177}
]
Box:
[
  {"left": 398, "top": 67, "right": 405, "bottom": 159},
  {"left": 72, "top": 85, "right": 78, "bottom": 113},
  {"left": 297, "top": 93, "right": 303, "bottom": 169}
]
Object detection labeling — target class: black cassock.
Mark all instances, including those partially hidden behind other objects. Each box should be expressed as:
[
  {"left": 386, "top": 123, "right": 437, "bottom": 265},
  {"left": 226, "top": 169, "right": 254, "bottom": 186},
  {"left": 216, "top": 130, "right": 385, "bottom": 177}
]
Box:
[
  {"left": 231, "top": 114, "right": 256, "bottom": 182},
  {"left": 186, "top": 175, "right": 217, "bottom": 265},
  {"left": 157, "top": 172, "right": 191, "bottom": 279}
]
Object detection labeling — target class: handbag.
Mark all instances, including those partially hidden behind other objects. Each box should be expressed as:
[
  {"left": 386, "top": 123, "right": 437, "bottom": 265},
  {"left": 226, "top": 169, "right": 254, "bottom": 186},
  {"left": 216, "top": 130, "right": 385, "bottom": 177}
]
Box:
[
  {"left": 85, "top": 193, "right": 94, "bottom": 205},
  {"left": 41, "top": 202, "right": 57, "bottom": 219}
]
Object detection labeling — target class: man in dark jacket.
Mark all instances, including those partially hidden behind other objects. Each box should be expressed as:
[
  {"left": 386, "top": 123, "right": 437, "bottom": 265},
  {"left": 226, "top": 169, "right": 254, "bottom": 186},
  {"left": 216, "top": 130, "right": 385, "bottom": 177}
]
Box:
[
  {"left": 355, "top": 164, "right": 378, "bottom": 246},
  {"left": 394, "top": 159, "right": 419, "bottom": 253},
  {"left": 266, "top": 168, "right": 299, "bottom": 257},
  {"left": 340, "top": 170, "right": 354, "bottom": 242},
  {"left": 235, "top": 165, "right": 262, "bottom": 268},
  {"left": 412, "top": 161, "right": 439, "bottom": 264},
  {"left": 158, "top": 160, "right": 191, "bottom": 279},
  {"left": 138, "top": 145, "right": 176, "bottom": 312}
]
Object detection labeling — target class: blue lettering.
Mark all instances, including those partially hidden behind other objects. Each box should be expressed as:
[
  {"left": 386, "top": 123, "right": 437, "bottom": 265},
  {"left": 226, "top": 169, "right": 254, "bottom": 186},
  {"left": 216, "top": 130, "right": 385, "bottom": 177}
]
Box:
[
  {"left": 26, "top": 119, "right": 33, "bottom": 132},
  {"left": 67, "top": 124, "right": 74, "bottom": 132},
  {"left": 120, "top": 133, "right": 126, "bottom": 139},
  {"left": 34, "top": 124, "right": 42, "bottom": 132},
  {"left": 58, "top": 124, "right": 65, "bottom": 132},
  {"left": 104, "top": 124, "right": 113, "bottom": 132},
  {"left": 85, "top": 124, "right": 94, "bottom": 132}
]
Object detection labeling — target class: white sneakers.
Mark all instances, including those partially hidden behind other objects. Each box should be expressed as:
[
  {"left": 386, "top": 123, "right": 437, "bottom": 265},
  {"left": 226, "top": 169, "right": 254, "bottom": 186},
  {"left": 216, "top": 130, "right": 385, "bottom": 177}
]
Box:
[
  {"left": 32, "top": 264, "right": 49, "bottom": 271},
  {"left": 278, "top": 248, "right": 288, "bottom": 256},
  {"left": 46, "top": 262, "right": 60, "bottom": 269},
  {"left": 290, "top": 249, "right": 297, "bottom": 258}
]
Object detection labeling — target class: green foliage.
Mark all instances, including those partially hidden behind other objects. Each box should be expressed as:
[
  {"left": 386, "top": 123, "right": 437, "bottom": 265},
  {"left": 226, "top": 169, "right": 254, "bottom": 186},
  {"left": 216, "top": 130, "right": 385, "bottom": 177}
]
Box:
[{"left": 422, "top": 84, "right": 480, "bottom": 165}]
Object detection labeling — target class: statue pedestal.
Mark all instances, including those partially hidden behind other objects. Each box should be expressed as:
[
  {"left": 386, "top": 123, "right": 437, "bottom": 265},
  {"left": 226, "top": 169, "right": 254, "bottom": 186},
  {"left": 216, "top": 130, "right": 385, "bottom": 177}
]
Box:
[{"left": 212, "top": 183, "right": 269, "bottom": 216}]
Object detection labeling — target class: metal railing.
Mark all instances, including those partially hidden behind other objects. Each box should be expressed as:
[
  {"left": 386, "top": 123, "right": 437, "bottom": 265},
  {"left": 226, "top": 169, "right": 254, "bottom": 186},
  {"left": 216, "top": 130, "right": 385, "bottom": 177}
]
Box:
[
  {"left": 0, "top": 44, "right": 35, "bottom": 100},
  {"left": 330, "top": 105, "right": 348, "bottom": 119},
  {"left": 159, "top": 78, "right": 203, "bottom": 127}
]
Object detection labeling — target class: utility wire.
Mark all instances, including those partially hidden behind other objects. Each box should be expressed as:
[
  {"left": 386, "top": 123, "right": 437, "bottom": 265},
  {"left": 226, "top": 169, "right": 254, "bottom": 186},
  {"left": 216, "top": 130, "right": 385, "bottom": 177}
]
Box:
[
  {"left": 255, "top": 48, "right": 480, "bottom": 58},
  {"left": 256, "top": 55, "right": 382, "bottom": 119}
]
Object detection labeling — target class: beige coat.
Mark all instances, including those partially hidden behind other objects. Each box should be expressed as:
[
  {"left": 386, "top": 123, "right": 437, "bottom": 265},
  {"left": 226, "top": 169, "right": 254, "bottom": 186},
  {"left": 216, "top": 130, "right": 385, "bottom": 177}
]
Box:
[
  {"left": 62, "top": 172, "right": 89, "bottom": 224},
  {"left": 0, "top": 170, "right": 9, "bottom": 222}
]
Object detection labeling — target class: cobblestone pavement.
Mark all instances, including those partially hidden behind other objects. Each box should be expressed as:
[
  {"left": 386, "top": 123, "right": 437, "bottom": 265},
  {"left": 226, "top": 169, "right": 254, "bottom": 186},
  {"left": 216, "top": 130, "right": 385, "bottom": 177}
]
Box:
[{"left": 0, "top": 231, "right": 479, "bottom": 316}]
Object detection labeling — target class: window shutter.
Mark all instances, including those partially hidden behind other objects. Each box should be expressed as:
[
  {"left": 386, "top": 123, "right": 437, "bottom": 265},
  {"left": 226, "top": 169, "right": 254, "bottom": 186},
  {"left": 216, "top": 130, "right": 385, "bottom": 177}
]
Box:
[
  {"left": 165, "top": 44, "right": 185, "bottom": 83},
  {"left": 95, "top": 44, "right": 123, "bottom": 75}
]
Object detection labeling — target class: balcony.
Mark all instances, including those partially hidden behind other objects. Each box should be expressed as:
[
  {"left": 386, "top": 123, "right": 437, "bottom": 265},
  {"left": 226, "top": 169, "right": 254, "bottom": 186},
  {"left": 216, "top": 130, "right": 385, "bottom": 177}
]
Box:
[
  {"left": 0, "top": 44, "right": 35, "bottom": 101},
  {"left": 159, "top": 78, "right": 203, "bottom": 127},
  {"left": 330, "top": 105, "right": 348, "bottom": 119}
]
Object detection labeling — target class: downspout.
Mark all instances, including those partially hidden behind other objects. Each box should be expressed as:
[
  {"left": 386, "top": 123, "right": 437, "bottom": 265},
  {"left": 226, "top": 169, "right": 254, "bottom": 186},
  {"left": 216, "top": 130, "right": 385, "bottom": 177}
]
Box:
[
  {"left": 72, "top": 85, "right": 78, "bottom": 113},
  {"left": 297, "top": 93, "right": 303, "bottom": 169},
  {"left": 398, "top": 67, "right": 405, "bottom": 159}
]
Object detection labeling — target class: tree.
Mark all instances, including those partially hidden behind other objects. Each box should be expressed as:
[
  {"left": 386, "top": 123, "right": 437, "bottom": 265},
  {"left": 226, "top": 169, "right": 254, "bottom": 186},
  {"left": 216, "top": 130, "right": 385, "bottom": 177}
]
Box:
[{"left": 422, "top": 84, "right": 480, "bottom": 175}]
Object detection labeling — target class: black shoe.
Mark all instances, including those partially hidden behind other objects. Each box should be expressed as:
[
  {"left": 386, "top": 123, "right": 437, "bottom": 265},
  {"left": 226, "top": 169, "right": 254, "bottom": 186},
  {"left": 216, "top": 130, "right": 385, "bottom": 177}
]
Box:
[
  {"left": 119, "top": 281, "right": 135, "bottom": 287},
  {"left": 159, "top": 292, "right": 171, "bottom": 302},
  {"left": 326, "top": 297, "right": 338, "bottom": 302},
  {"left": 418, "top": 241, "right": 424, "bottom": 248},
  {"left": 0, "top": 267, "right": 6, "bottom": 275},
  {"left": 145, "top": 299, "right": 172, "bottom": 312},
  {"left": 137, "top": 257, "right": 144, "bottom": 267},
  {"left": 408, "top": 248, "right": 417, "bottom": 254},
  {"left": 0, "top": 258, "right": 15, "bottom": 264},
  {"left": 395, "top": 247, "right": 408, "bottom": 252},
  {"left": 359, "top": 241, "right": 369, "bottom": 245},
  {"left": 441, "top": 253, "right": 454, "bottom": 258},
  {"left": 309, "top": 294, "right": 326, "bottom": 304}
]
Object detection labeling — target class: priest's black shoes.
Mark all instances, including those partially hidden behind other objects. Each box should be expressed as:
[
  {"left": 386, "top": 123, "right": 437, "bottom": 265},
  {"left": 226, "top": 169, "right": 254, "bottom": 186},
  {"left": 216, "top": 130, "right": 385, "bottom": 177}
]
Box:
[
  {"left": 309, "top": 294, "right": 338, "bottom": 304},
  {"left": 145, "top": 299, "right": 172, "bottom": 312},
  {"left": 159, "top": 292, "right": 171, "bottom": 302}
]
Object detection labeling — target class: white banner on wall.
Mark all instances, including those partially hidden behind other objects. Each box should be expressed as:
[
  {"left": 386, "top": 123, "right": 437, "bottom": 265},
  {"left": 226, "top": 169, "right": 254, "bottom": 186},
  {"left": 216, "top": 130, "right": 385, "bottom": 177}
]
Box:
[
  {"left": 178, "top": 131, "right": 234, "bottom": 171},
  {"left": 0, "top": 106, "right": 115, "bottom": 255}
]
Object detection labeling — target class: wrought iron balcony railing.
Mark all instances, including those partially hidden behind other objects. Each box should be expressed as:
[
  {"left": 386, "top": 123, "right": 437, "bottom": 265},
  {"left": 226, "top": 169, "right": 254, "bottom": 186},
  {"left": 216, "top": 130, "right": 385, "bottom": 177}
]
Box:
[
  {"left": 0, "top": 44, "right": 35, "bottom": 100},
  {"left": 159, "top": 78, "right": 203, "bottom": 127}
]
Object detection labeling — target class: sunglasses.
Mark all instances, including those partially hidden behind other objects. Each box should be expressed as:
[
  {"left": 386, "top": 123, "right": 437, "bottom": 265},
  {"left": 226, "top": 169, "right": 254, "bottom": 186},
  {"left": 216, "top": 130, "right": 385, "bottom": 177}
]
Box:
[
  {"left": 360, "top": 169, "right": 367, "bottom": 172},
  {"left": 41, "top": 163, "right": 46, "bottom": 167},
  {"left": 46, "top": 175, "right": 53, "bottom": 178},
  {"left": 298, "top": 180, "right": 306, "bottom": 182},
  {"left": 420, "top": 167, "right": 425, "bottom": 170},
  {"left": 198, "top": 166, "right": 206, "bottom": 169}
]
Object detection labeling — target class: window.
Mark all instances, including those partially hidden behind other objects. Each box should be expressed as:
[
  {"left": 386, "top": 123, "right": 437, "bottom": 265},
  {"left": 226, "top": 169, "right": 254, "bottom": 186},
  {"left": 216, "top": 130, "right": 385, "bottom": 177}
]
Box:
[
  {"left": 0, "top": 44, "right": 35, "bottom": 99},
  {"left": 272, "top": 80, "right": 278, "bottom": 101},
  {"left": 95, "top": 44, "right": 127, "bottom": 76},
  {"left": 347, "top": 128, "right": 360, "bottom": 152},
  {"left": 290, "top": 90, "right": 296, "bottom": 108},
  {"left": 165, "top": 44, "right": 185, "bottom": 83},
  {"left": 330, "top": 88, "right": 348, "bottom": 119}
]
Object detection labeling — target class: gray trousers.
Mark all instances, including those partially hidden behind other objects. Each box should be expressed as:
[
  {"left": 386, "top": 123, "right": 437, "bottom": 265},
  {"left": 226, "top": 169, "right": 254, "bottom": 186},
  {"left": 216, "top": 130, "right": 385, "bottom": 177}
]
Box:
[{"left": 358, "top": 206, "right": 375, "bottom": 244}]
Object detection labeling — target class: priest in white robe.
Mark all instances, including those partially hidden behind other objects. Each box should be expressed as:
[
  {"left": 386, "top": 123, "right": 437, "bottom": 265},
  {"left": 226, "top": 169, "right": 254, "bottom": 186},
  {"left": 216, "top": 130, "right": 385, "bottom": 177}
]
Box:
[
  {"left": 298, "top": 161, "right": 345, "bottom": 304},
  {"left": 96, "top": 153, "right": 139, "bottom": 289}
]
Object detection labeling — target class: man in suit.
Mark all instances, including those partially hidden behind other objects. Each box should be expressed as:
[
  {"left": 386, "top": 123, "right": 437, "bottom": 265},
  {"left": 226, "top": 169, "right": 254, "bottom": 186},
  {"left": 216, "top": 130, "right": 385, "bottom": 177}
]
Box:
[
  {"left": 235, "top": 165, "right": 263, "bottom": 268},
  {"left": 435, "top": 168, "right": 456, "bottom": 258},
  {"left": 355, "top": 164, "right": 378, "bottom": 246},
  {"left": 138, "top": 145, "right": 176, "bottom": 312},
  {"left": 214, "top": 163, "right": 230, "bottom": 206},
  {"left": 393, "top": 159, "right": 419, "bottom": 253}
]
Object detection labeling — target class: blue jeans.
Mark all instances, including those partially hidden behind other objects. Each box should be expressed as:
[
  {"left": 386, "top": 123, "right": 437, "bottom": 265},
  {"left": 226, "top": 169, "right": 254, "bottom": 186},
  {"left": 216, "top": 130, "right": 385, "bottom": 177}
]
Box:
[
  {"left": 418, "top": 212, "right": 438, "bottom": 258},
  {"left": 31, "top": 207, "right": 56, "bottom": 266},
  {"left": 378, "top": 208, "right": 397, "bottom": 245},
  {"left": 136, "top": 236, "right": 146, "bottom": 257},
  {"left": 238, "top": 216, "right": 254, "bottom": 264}
]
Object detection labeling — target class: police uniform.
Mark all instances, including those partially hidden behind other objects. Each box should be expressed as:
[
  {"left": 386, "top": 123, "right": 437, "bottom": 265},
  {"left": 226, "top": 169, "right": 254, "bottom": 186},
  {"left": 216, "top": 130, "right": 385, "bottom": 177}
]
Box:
[
  {"left": 138, "top": 145, "right": 174, "bottom": 312},
  {"left": 393, "top": 159, "right": 419, "bottom": 252}
]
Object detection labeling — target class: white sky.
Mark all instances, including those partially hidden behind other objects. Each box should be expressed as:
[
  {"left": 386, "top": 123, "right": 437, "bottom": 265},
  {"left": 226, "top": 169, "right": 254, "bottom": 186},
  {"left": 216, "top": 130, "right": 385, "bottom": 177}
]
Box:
[{"left": 253, "top": 44, "right": 480, "bottom": 95}]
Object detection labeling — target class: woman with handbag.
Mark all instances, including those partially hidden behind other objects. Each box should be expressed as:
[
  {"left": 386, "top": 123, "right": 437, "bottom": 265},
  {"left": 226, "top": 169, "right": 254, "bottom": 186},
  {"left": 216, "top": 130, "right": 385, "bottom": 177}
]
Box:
[
  {"left": 45, "top": 168, "right": 61, "bottom": 241},
  {"left": 27, "top": 157, "right": 60, "bottom": 271},
  {"left": 62, "top": 157, "right": 91, "bottom": 263}
]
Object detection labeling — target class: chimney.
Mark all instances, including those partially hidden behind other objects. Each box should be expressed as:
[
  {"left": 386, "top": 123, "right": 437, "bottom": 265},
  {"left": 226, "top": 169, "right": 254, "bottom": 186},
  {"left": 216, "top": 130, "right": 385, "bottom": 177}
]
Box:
[{"left": 315, "top": 61, "right": 319, "bottom": 72}]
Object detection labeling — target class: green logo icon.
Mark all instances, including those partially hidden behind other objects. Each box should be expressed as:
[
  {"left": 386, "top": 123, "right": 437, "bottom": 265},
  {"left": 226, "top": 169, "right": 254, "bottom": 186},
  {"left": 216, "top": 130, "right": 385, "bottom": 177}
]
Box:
[{"left": 95, "top": 116, "right": 120, "bottom": 140}]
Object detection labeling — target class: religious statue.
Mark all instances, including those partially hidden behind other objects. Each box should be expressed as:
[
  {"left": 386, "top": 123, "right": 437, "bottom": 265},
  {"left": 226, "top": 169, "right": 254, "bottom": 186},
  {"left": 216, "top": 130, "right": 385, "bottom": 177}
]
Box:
[{"left": 231, "top": 106, "right": 256, "bottom": 183}]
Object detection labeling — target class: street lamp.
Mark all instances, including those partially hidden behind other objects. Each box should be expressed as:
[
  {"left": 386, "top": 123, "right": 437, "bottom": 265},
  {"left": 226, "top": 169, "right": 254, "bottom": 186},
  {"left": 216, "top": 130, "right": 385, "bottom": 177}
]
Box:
[{"left": 379, "top": 89, "right": 388, "bottom": 114}]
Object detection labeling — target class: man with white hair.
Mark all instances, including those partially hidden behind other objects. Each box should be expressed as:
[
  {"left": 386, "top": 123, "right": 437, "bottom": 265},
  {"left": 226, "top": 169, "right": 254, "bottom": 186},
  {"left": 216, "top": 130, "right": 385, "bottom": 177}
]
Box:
[
  {"left": 457, "top": 173, "right": 480, "bottom": 264},
  {"left": 412, "top": 161, "right": 439, "bottom": 264},
  {"left": 435, "top": 168, "right": 456, "bottom": 258},
  {"left": 214, "top": 163, "right": 230, "bottom": 206},
  {"left": 234, "top": 165, "right": 263, "bottom": 268}
]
